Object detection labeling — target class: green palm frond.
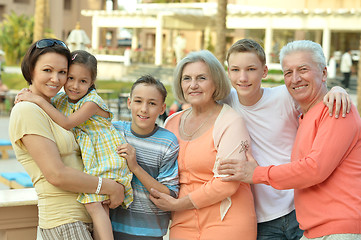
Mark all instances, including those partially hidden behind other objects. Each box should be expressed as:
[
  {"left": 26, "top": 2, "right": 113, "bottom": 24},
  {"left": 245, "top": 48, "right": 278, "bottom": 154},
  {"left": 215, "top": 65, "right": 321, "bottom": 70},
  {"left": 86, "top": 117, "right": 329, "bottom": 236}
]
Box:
[{"left": 0, "top": 11, "right": 34, "bottom": 65}]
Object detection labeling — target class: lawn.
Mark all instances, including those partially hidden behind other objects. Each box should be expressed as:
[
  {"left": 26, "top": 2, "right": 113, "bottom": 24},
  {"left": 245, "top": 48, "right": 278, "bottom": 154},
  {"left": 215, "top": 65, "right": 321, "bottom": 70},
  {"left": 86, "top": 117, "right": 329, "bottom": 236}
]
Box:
[
  {"left": 1, "top": 72, "right": 176, "bottom": 107},
  {"left": 2, "top": 71, "right": 284, "bottom": 108}
]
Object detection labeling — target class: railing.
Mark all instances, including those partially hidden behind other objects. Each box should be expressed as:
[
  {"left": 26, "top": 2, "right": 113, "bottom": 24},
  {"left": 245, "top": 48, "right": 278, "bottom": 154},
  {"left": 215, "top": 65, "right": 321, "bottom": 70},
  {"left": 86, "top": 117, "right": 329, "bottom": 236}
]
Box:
[
  {"left": 95, "top": 48, "right": 131, "bottom": 66},
  {"left": 0, "top": 90, "right": 20, "bottom": 116}
]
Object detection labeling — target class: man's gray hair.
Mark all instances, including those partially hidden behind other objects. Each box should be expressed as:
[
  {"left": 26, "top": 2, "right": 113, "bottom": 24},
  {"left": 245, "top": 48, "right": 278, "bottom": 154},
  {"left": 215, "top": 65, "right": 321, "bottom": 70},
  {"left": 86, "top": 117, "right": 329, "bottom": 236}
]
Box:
[{"left": 279, "top": 40, "right": 326, "bottom": 71}]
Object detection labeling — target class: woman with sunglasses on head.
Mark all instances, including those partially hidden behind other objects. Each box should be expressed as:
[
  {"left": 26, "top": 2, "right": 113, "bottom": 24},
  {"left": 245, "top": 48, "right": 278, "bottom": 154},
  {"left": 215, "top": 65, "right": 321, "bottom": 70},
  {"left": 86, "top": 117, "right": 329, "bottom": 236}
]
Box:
[
  {"left": 16, "top": 49, "right": 134, "bottom": 240},
  {"left": 9, "top": 39, "right": 125, "bottom": 240}
]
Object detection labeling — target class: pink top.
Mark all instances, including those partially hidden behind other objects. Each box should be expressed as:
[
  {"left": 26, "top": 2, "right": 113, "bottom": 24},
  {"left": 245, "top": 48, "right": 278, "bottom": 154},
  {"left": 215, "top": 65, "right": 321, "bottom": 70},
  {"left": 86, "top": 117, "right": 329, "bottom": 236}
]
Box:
[
  {"left": 165, "top": 104, "right": 257, "bottom": 240},
  {"left": 253, "top": 101, "right": 361, "bottom": 238}
]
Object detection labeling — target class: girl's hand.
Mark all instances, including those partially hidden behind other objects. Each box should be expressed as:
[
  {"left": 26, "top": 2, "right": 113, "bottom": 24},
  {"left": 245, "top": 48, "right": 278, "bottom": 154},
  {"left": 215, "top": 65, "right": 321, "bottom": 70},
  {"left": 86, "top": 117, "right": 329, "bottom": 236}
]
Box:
[
  {"left": 15, "top": 89, "right": 42, "bottom": 106},
  {"left": 117, "top": 143, "right": 138, "bottom": 172},
  {"left": 18, "top": 92, "right": 42, "bottom": 104},
  {"left": 14, "top": 88, "right": 31, "bottom": 104}
]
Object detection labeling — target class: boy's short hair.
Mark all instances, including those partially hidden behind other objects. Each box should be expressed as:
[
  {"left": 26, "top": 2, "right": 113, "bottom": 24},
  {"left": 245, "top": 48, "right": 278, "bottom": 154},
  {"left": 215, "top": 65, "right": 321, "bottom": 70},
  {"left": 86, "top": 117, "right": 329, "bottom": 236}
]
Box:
[
  {"left": 226, "top": 39, "right": 266, "bottom": 65},
  {"left": 173, "top": 50, "right": 230, "bottom": 103},
  {"left": 130, "top": 75, "right": 167, "bottom": 103}
]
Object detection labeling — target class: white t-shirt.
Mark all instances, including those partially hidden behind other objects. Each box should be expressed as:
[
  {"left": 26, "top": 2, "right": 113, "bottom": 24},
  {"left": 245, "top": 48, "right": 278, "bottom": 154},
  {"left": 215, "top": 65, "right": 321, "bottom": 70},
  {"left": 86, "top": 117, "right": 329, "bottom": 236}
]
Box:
[
  {"left": 340, "top": 52, "right": 352, "bottom": 73},
  {"left": 222, "top": 85, "right": 300, "bottom": 222},
  {"left": 328, "top": 57, "right": 337, "bottom": 79}
]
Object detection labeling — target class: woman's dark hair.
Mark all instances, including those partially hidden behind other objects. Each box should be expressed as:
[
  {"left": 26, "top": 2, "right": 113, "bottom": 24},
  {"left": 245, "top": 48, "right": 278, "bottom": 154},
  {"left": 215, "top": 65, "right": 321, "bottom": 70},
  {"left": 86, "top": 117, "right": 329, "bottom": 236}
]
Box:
[
  {"left": 21, "top": 39, "right": 71, "bottom": 85},
  {"left": 70, "top": 50, "right": 98, "bottom": 92}
]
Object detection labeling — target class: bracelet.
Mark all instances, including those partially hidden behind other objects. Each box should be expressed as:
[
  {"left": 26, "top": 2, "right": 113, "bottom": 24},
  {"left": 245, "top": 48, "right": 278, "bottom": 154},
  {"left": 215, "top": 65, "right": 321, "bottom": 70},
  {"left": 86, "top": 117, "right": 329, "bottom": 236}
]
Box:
[{"left": 95, "top": 177, "right": 102, "bottom": 194}]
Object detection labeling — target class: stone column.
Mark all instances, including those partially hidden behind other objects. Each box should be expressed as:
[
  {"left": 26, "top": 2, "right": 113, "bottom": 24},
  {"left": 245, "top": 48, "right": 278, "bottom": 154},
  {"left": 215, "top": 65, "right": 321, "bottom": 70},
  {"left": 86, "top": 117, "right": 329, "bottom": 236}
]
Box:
[
  {"left": 91, "top": 19, "right": 100, "bottom": 50},
  {"left": 265, "top": 26, "right": 273, "bottom": 64},
  {"left": 131, "top": 28, "right": 139, "bottom": 50},
  {"left": 155, "top": 13, "right": 164, "bottom": 66},
  {"left": 322, "top": 27, "right": 331, "bottom": 62}
]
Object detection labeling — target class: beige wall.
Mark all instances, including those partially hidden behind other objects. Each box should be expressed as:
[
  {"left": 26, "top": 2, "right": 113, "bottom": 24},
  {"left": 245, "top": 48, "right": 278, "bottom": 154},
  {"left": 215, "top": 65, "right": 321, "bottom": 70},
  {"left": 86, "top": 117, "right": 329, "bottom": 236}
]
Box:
[
  {"left": 61, "top": 0, "right": 104, "bottom": 41},
  {"left": 0, "top": 0, "right": 106, "bottom": 42},
  {"left": 3, "top": 0, "right": 361, "bottom": 62},
  {"left": 0, "top": 0, "right": 35, "bottom": 21}
]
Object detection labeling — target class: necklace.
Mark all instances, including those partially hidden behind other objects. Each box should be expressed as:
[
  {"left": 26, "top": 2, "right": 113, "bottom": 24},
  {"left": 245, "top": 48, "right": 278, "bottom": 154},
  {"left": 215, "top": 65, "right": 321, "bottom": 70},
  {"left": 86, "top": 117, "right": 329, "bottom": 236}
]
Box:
[{"left": 181, "top": 108, "right": 214, "bottom": 138}]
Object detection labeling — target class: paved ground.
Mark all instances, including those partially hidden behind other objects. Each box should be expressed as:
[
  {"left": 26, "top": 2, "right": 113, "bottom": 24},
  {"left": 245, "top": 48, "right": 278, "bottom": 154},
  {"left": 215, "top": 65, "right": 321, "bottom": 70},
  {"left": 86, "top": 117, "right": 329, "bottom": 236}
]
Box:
[{"left": 0, "top": 117, "right": 26, "bottom": 190}]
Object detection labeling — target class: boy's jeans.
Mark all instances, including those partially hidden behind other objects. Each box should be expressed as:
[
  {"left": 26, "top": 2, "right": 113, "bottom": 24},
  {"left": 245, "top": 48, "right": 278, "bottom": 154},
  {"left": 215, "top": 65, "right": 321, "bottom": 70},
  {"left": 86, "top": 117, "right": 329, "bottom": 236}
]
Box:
[{"left": 257, "top": 210, "right": 304, "bottom": 240}]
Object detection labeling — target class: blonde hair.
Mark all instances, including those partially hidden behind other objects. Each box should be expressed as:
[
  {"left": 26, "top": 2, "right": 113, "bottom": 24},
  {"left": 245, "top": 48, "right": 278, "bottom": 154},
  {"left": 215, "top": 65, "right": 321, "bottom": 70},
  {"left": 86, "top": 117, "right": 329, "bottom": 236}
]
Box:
[
  {"left": 173, "top": 50, "right": 230, "bottom": 103},
  {"left": 227, "top": 39, "right": 266, "bottom": 65}
]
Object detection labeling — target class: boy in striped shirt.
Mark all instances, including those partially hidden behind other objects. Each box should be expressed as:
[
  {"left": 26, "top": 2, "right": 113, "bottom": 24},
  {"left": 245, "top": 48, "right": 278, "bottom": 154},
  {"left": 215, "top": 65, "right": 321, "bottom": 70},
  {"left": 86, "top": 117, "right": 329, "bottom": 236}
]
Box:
[{"left": 110, "top": 75, "right": 179, "bottom": 240}]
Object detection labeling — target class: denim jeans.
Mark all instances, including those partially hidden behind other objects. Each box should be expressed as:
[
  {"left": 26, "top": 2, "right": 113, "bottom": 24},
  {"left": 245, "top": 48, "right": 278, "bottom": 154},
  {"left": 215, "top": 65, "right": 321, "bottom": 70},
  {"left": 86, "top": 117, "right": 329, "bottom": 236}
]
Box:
[{"left": 257, "top": 210, "right": 304, "bottom": 240}]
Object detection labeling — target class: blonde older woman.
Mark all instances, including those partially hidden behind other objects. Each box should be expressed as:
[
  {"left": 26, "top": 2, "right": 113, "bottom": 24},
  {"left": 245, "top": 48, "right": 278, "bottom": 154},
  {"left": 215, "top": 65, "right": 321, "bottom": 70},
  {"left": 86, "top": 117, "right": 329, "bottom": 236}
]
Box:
[{"left": 150, "top": 50, "right": 257, "bottom": 240}]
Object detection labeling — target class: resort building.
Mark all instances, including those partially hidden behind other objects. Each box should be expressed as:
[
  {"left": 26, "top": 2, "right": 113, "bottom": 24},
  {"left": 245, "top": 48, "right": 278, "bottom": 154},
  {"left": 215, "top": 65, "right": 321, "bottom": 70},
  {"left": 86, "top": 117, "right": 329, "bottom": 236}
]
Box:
[{"left": 0, "top": 0, "right": 360, "bottom": 67}]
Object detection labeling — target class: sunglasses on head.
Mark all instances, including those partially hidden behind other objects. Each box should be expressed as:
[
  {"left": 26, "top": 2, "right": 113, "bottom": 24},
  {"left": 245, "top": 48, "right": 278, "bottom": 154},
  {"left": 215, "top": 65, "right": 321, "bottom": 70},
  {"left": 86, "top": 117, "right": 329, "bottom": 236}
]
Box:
[{"left": 36, "top": 39, "right": 68, "bottom": 49}]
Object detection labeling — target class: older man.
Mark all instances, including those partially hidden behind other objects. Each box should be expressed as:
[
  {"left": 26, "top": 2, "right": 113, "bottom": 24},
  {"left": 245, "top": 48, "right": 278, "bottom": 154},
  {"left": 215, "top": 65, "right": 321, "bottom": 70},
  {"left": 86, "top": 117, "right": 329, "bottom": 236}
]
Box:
[{"left": 219, "top": 40, "right": 361, "bottom": 239}]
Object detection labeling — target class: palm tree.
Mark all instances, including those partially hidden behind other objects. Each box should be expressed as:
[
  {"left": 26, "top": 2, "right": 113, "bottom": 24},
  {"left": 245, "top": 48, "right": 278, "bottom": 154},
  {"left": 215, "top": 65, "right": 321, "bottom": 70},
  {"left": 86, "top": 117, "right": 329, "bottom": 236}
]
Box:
[
  {"left": 0, "top": 12, "right": 33, "bottom": 65},
  {"left": 33, "top": 0, "right": 48, "bottom": 42},
  {"left": 215, "top": 0, "right": 228, "bottom": 66}
]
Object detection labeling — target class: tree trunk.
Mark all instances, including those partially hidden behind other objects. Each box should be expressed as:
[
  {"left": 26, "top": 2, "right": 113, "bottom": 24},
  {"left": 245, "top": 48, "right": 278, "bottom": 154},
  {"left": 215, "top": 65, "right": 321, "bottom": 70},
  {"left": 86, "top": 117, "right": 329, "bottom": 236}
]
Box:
[
  {"left": 33, "top": 0, "right": 46, "bottom": 42},
  {"left": 357, "top": 37, "right": 361, "bottom": 115},
  {"left": 215, "top": 0, "right": 228, "bottom": 66}
]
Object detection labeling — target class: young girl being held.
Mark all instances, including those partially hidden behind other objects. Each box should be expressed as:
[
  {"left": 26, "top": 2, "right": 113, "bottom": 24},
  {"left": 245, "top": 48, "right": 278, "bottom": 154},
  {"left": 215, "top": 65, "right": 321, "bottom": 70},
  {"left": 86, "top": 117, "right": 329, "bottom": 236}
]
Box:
[{"left": 17, "top": 50, "right": 133, "bottom": 240}]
